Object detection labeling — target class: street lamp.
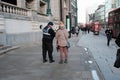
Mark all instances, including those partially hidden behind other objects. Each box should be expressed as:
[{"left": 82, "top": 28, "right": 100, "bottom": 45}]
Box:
[
  {"left": 46, "top": 0, "right": 51, "bottom": 16},
  {"left": 67, "top": 0, "right": 72, "bottom": 38},
  {"left": 66, "top": 11, "right": 72, "bottom": 38}
]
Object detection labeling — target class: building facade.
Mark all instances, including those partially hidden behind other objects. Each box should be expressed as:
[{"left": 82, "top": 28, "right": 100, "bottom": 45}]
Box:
[
  {"left": 0, "top": 0, "right": 78, "bottom": 46},
  {"left": 0, "top": 0, "right": 50, "bottom": 46},
  {"left": 51, "top": 0, "right": 78, "bottom": 30},
  {"left": 70, "top": 0, "right": 78, "bottom": 27},
  {"left": 115, "top": 0, "right": 120, "bottom": 7},
  {"left": 86, "top": 0, "right": 120, "bottom": 28},
  {"left": 94, "top": 5, "right": 105, "bottom": 28},
  {"left": 104, "top": 0, "right": 120, "bottom": 27},
  {"left": 105, "top": 0, "right": 113, "bottom": 24}
]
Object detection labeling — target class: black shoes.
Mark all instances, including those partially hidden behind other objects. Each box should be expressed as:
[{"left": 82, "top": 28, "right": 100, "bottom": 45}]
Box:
[
  {"left": 43, "top": 59, "right": 55, "bottom": 63},
  {"left": 43, "top": 59, "right": 48, "bottom": 63},
  {"left": 49, "top": 60, "right": 55, "bottom": 63},
  {"left": 43, "top": 59, "right": 67, "bottom": 64}
]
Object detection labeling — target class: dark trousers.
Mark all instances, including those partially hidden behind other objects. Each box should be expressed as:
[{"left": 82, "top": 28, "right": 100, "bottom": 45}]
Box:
[
  {"left": 114, "top": 49, "right": 120, "bottom": 68},
  {"left": 42, "top": 38, "right": 53, "bottom": 61},
  {"left": 107, "top": 36, "right": 112, "bottom": 46}
]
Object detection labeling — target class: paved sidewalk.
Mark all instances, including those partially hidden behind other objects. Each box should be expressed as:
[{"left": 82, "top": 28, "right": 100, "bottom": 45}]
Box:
[{"left": 0, "top": 36, "right": 104, "bottom": 80}]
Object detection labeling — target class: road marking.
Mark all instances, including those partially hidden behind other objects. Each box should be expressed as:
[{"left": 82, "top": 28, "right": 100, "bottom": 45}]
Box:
[
  {"left": 91, "top": 70, "right": 100, "bottom": 80},
  {"left": 88, "top": 60, "right": 93, "bottom": 64},
  {"left": 84, "top": 47, "right": 87, "bottom": 51}
]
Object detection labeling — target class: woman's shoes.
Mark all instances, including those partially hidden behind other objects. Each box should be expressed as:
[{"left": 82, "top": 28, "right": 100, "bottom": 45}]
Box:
[
  {"left": 59, "top": 59, "right": 68, "bottom": 64},
  {"left": 64, "top": 59, "right": 68, "bottom": 63},
  {"left": 59, "top": 60, "right": 63, "bottom": 64}
]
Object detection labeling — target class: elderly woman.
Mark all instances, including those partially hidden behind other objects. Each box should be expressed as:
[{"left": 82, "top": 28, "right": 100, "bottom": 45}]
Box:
[{"left": 56, "top": 21, "right": 69, "bottom": 64}]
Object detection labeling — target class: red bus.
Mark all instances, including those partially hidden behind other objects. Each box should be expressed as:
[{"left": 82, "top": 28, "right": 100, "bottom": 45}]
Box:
[
  {"left": 108, "top": 7, "right": 120, "bottom": 38},
  {"left": 91, "top": 21, "right": 101, "bottom": 35}
]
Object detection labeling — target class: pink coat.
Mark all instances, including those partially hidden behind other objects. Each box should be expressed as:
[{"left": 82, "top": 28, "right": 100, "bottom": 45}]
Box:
[{"left": 56, "top": 29, "right": 69, "bottom": 47}]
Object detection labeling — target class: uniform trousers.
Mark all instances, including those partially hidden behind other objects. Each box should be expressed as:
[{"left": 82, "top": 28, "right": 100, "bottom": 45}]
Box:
[{"left": 42, "top": 38, "right": 53, "bottom": 61}]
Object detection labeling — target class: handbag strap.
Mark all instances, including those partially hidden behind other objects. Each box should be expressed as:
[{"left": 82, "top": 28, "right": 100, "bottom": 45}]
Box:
[{"left": 62, "top": 31, "right": 67, "bottom": 41}]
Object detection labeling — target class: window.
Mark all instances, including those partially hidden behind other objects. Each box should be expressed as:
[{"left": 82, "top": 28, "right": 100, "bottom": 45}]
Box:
[{"left": 1, "top": 0, "right": 17, "bottom": 5}]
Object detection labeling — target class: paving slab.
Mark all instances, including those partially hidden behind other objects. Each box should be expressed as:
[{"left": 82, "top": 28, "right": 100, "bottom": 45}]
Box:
[{"left": 0, "top": 36, "right": 104, "bottom": 80}]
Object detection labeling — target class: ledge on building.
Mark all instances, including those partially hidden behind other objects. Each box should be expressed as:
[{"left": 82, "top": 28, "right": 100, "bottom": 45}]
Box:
[{"left": 0, "top": 45, "right": 20, "bottom": 55}]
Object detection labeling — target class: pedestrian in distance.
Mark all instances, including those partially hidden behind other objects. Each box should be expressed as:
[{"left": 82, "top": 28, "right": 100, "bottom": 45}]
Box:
[
  {"left": 56, "top": 21, "right": 69, "bottom": 64},
  {"left": 71, "top": 27, "right": 76, "bottom": 36},
  {"left": 75, "top": 26, "right": 79, "bottom": 37},
  {"left": 105, "top": 27, "right": 113, "bottom": 46},
  {"left": 86, "top": 24, "right": 90, "bottom": 34},
  {"left": 42, "top": 22, "right": 55, "bottom": 63}
]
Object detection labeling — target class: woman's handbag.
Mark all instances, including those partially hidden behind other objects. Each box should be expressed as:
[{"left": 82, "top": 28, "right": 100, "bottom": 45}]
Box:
[
  {"left": 66, "top": 41, "right": 70, "bottom": 48},
  {"left": 63, "top": 32, "right": 70, "bottom": 48}
]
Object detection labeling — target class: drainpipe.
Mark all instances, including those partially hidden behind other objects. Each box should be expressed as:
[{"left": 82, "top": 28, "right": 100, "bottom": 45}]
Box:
[
  {"left": 60, "top": 0, "right": 63, "bottom": 21},
  {"left": 0, "top": 0, "right": 1, "bottom": 11}
]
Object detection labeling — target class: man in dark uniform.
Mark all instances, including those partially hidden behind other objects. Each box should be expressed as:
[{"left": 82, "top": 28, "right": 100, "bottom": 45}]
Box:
[
  {"left": 42, "top": 22, "right": 55, "bottom": 63},
  {"left": 105, "top": 27, "right": 113, "bottom": 46}
]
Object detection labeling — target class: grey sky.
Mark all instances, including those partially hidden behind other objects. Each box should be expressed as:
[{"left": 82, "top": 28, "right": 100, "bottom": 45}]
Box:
[{"left": 77, "top": 0, "right": 105, "bottom": 23}]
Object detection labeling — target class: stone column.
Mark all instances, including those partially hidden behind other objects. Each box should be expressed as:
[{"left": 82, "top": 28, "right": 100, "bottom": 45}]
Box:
[
  {"left": 33, "top": 0, "right": 40, "bottom": 11},
  {"left": 17, "top": 0, "right": 26, "bottom": 8},
  {"left": 75, "top": 0, "right": 78, "bottom": 27},
  {"left": 0, "top": 0, "right": 2, "bottom": 11}
]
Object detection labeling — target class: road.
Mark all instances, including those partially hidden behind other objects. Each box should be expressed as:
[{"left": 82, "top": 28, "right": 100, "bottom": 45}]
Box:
[{"left": 78, "top": 30, "right": 120, "bottom": 80}]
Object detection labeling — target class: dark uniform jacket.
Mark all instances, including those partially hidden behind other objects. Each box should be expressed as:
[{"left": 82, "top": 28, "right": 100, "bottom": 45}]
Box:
[{"left": 42, "top": 26, "right": 55, "bottom": 43}]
